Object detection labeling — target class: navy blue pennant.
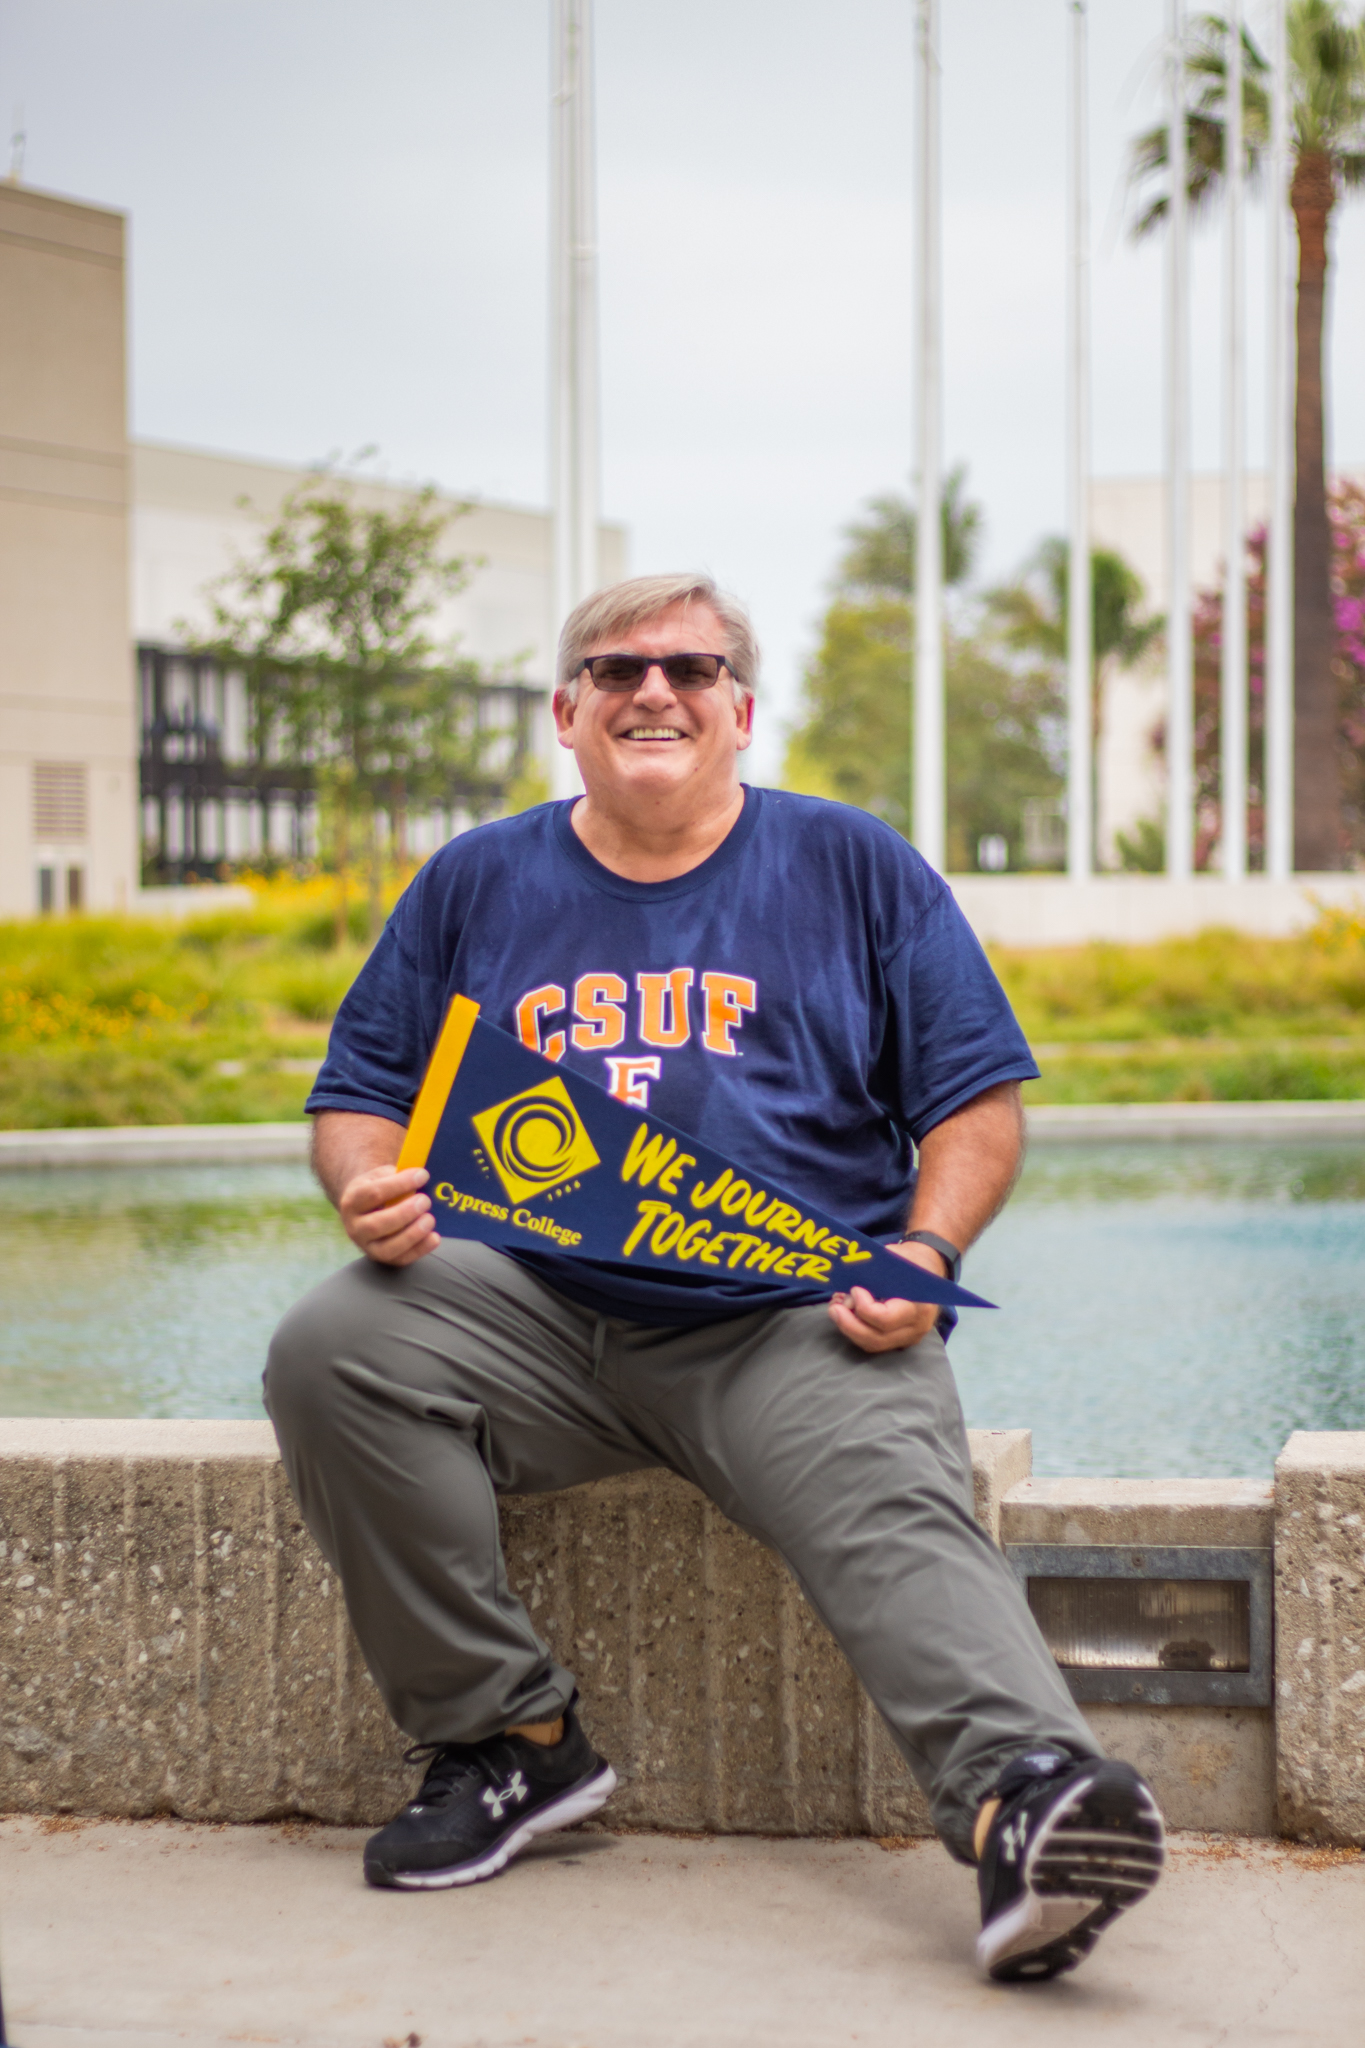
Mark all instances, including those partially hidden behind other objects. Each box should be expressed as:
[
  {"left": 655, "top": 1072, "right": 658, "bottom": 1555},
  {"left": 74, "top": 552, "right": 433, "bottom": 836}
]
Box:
[{"left": 397, "top": 996, "right": 992, "bottom": 1312}]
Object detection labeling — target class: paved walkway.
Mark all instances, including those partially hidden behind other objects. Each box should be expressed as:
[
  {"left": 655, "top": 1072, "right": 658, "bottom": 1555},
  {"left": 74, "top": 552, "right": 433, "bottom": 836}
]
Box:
[{"left": 2, "top": 1817, "right": 1361, "bottom": 2047}]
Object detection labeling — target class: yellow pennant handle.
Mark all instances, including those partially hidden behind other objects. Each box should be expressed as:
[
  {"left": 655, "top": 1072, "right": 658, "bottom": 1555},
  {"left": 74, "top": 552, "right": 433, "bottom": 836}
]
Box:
[{"left": 397, "top": 994, "right": 481, "bottom": 1171}]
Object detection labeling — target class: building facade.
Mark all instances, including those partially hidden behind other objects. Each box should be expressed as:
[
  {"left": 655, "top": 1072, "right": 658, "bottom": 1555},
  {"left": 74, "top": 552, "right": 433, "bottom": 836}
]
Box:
[
  {"left": 131, "top": 445, "right": 626, "bottom": 879},
  {"left": 0, "top": 182, "right": 138, "bottom": 916},
  {"left": 0, "top": 182, "right": 627, "bottom": 913}
]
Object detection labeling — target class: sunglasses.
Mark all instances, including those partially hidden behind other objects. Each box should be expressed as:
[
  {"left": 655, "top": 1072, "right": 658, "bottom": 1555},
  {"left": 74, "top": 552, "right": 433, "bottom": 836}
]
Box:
[{"left": 580, "top": 653, "right": 735, "bottom": 693}]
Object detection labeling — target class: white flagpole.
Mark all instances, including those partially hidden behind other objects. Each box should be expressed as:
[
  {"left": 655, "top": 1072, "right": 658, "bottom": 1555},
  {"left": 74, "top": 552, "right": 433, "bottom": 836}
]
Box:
[
  {"left": 1166, "top": 0, "right": 1194, "bottom": 880},
  {"left": 550, "top": 0, "right": 600, "bottom": 799},
  {"left": 913, "top": 0, "right": 945, "bottom": 872},
  {"left": 1067, "top": 0, "right": 1092, "bottom": 880},
  {"left": 1220, "top": 1, "right": 1248, "bottom": 877},
  {"left": 1265, "top": 0, "right": 1294, "bottom": 879}
]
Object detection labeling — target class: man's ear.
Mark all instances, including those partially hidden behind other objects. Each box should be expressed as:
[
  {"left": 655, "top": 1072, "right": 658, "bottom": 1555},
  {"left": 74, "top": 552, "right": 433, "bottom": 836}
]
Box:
[
  {"left": 734, "top": 691, "right": 755, "bottom": 753},
  {"left": 552, "top": 687, "right": 577, "bottom": 746}
]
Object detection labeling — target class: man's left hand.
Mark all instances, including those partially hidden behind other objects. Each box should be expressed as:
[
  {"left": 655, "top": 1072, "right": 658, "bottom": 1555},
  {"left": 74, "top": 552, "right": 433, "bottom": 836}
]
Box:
[{"left": 827, "top": 1241, "right": 946, "bottom": 1354}]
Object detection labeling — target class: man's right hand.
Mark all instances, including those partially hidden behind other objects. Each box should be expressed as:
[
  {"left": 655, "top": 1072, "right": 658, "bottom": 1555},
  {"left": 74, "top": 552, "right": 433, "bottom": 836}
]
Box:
[{"left": 338, "top": 1163, "right": 439, "bottom": 1265}]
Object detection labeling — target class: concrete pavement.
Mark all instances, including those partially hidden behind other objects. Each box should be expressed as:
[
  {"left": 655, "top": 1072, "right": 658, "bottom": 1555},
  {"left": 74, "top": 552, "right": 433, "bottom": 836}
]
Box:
[{"left": 2, "top": 1817, "right": 1362, "bottom": 2047}]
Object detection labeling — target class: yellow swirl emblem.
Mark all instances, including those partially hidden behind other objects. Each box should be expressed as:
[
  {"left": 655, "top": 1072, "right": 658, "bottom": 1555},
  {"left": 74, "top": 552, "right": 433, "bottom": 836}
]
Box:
[{"left": 471, "top": 1077, "right": 601, "bottom": 1204}]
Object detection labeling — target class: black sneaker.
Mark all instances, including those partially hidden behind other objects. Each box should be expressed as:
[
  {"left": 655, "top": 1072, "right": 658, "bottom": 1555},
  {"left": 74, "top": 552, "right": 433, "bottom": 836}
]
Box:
[
  {"left": 976, "top": 1749, "right": 1165, "bottom": 1982},
  {"left": 363, "top": 1701, "right": 617, "bottom": 1891}
]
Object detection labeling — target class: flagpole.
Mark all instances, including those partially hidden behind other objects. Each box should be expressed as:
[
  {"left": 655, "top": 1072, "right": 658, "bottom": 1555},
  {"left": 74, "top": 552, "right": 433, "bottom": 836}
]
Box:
[
  {"left": 912, "top": 0, "right": 945, "bottom": 872},
  {"left": 1220, "top": 0, "right": 1247, "bottom": 877},
  {"left": 1067, "top": 0, "right": 1092, "bottom": 880},
  {"left": 1264, "top": 0, "right": 1294, "bottom": 879},
  {"left": 550, "top": 0, "right": 599, "bottom": 800},
  {"left": 1166, "top": 0, "right": 1194, "bottom": 880}
]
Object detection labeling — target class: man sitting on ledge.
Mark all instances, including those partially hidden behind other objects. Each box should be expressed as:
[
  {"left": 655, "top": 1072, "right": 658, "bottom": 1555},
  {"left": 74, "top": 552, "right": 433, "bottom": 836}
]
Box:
[{"left": 265, "top": 572, "right": 1165, "bottom": 1982}]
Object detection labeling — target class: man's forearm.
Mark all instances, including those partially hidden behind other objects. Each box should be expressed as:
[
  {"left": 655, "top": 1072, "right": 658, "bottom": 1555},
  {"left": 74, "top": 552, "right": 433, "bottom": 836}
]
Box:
[
  {"left": 311, "top": 1110, "right": 406, "bottom": 1207},
  {"left": 903, "top": 1081, "right": 1025, "bottom": 1255}
]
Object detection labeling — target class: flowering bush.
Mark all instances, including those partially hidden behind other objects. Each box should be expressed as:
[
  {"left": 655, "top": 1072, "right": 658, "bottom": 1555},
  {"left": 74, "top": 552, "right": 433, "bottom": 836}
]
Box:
[{"left": 1188, "top": 481, "right": 1365, "bottom": 867}]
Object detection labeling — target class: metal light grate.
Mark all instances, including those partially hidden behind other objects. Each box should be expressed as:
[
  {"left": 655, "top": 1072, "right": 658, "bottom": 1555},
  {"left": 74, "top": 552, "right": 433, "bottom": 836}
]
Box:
[
  {"left": 1027, "top": 1575, "right": 1250, "bottom": 1672},
  {"left": 33, "top": 761, "right": 88, "bottom": 842},
  {"left": 1005, "top": 1543, "right": 1273, "bottom": 1706}
]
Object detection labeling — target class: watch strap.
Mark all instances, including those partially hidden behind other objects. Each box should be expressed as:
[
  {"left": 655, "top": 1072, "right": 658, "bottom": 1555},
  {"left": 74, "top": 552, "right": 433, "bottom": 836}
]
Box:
[{"left": 893, "top": 1230, "right": 963, "bottom": 1283}]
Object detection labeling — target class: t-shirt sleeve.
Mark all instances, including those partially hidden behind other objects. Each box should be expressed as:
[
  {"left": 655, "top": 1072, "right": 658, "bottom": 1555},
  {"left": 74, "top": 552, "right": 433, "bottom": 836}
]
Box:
[
  {"left": 881, "top": 883, "right": 1039, "bottom": 1144},
  {"left": 304, "top": 891, "right": 448, "bottom": 1126}
]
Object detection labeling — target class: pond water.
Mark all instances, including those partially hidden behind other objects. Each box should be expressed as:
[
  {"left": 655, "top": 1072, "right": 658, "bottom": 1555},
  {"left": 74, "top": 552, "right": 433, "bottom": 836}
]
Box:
[{"left": 1, "top": 1144, "right": 1362, "bottom": 1478}]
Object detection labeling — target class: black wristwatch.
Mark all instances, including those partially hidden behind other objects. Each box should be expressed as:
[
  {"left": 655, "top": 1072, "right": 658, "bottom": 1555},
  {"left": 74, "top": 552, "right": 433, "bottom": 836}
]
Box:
[{"left": 892, "top": 1230, "right": 962, "bottom": 1283}]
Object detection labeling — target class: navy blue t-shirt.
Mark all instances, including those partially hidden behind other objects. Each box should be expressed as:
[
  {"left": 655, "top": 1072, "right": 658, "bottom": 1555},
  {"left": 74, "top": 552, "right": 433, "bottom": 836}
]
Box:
[{"left": 307, "top": 787, "right": 1038, "bottom": 1322}]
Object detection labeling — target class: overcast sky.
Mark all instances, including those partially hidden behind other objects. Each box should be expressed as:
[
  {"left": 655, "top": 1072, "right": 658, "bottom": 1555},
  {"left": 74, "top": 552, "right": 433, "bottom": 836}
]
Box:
[{"left": 4, "top": 0, "right": 1363, "bottom": 778}]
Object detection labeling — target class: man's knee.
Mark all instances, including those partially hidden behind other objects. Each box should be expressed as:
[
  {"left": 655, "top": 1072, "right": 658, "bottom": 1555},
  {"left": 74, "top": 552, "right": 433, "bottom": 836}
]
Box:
[{"left": 264, "top": 1257, "right": 383, "bottom": 1440}]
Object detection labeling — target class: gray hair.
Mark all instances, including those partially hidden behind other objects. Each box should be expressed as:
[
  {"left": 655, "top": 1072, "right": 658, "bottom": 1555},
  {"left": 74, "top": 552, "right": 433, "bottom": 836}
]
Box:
[{"left": 556, "top": 574, "right": 759, "bottom": 704}]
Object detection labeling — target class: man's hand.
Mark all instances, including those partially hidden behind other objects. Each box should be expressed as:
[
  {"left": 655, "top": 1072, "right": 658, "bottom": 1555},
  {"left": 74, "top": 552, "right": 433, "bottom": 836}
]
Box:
[
  {"left": 827, "top": 1080, "right": 1025, "bottom": 1356},
  {"left": 339, "top": 1163, "right": 438, "bottom": 1266},
  {"left": 313, "top": 1110, "right": 440, "bottom": 1267},
  {"left": 828, "top": 1242, "right": 945, "bottom": 1353}
]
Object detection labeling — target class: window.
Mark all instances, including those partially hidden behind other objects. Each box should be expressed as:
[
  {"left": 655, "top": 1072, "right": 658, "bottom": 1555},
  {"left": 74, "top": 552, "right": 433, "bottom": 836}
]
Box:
[
  {"left": 33, "top": 762, "right": 88, "bottom": 842},
  {"left": 66, "top": 866, "right": 85, "bottom": 912},
  {"left": 37, "top": 866, "right": 56, "bottom": 915}
]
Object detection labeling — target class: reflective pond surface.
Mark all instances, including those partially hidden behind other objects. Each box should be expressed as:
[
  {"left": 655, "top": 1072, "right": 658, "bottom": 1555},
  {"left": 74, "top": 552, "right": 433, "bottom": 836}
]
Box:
[{"left": 1, "top": 1143, "right": 1362, "bottom": 1477}]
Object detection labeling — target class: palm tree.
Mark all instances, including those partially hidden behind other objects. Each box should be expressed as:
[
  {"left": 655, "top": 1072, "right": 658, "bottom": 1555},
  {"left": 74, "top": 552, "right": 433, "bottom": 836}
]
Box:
[
  {"left": 1130, "top": 3, "right": 1365, "bottom": 869},
  {"left": 986, "top": 541, "right": 1163, "bottom": 866}
]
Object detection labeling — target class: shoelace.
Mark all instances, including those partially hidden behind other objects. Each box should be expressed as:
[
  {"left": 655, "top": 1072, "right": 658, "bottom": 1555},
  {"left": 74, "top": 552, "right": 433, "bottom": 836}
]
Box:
[{"left": 401, "top": 1740, "right": 511, "bottom": 1810}]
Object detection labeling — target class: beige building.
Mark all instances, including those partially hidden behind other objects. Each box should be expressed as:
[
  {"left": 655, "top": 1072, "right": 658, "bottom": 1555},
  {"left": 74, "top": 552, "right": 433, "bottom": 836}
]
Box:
[
  {"left": 0, "top": 180, "right": 627, "bottom": 910},
  {"left": 0, "top": 182, "right": 137, "bottom": 916}
]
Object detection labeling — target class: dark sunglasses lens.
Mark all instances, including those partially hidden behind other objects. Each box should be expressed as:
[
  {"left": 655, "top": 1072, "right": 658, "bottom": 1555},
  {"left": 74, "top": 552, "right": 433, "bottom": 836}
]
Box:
[
  {"left": 663, "top": 656, "right": 722, "bottom": 689},
  {"left": 590, "top": 657, "right": 649, "bottom": 690}
]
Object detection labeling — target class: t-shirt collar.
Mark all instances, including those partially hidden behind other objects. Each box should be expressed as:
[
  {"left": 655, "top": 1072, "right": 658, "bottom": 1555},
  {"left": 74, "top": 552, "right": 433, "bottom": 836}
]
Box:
[{"left": 549, "top": 782, "right": 761, "bottom": 901}]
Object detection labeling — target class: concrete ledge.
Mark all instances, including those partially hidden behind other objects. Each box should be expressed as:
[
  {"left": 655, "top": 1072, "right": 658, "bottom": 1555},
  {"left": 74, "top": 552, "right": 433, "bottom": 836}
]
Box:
[
  {"left": 1026, "top": 1101, "right": 1365, "bottom": 1142},
  {"left": 3, "top": 1103, "right": 1362, "bottom": 1169},
  {"left": 1274, "top": 1432, "right": 1365, "bottom": 1843},
  {"left": 0, "top": 1419, "right": 1028, "bottom": 1836},
  {"left": 1001, "top": 1476, "right": 1275, "bottom": 1548},
  {"left": 0, "top": 1123, "right": 310, "bottom": 1168}
]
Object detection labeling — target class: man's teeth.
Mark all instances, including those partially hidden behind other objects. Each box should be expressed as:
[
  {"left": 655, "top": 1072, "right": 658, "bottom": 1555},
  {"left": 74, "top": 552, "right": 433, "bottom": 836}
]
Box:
[{"left": 624, "top": 727, "right": 684, "bottom": 740}]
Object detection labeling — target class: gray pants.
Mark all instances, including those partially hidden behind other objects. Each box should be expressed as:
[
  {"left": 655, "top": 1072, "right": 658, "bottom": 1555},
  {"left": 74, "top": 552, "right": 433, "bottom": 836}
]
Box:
[{"left": 264, "top": 1240, "right": 1095, "bottom": 1859}]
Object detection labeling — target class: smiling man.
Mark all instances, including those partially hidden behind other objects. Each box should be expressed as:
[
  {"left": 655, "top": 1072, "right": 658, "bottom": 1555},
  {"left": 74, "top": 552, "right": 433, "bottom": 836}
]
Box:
[{"left": 266, "top": 573, "right": 1164, "bottom": 1982}]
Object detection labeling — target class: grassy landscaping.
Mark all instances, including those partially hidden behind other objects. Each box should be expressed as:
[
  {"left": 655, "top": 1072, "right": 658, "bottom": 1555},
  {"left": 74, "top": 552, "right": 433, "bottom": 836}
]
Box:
[
  {"left": 995, "top": 914, "right": 1365, "bottom": 1104},
  {"left": 0, "top": 878, "right": 369, "bottom": 1128},
  {"left": 2, "top": 888, "right": 1364, "bottom": 1127}
]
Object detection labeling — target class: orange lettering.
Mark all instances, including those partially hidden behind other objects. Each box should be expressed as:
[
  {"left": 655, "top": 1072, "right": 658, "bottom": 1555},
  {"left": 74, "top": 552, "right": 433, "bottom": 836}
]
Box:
[
  {"left": 636, "top": 968, "right": 694, "bottom": 1049},
  {"left": 572, "top": 973, "right": 627, "bottom": 1051},
  {"left": 701, "top": 972, "right": 757, "bottom": 1055},
  {"left": 515, "top": 984, "right": 566, "bottom": 1062}
]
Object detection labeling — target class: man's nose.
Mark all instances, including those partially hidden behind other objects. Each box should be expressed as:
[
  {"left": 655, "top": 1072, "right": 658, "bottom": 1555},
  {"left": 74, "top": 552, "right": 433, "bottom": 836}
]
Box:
[{"left": 631, "top": 662, "right": 677, "bottom": 704}]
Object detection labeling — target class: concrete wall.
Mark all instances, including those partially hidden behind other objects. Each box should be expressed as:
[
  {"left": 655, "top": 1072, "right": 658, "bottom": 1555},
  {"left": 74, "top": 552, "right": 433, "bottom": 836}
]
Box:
[
  {"left": 0, "top": 1420, "right": 1027, "bottom": 1836},
  {"left": 4, "top": 1419, "right": 1362, "bottom": 1843},
  {"left": 1002, "top": 1476, "right": 1276, "bottom": 1836},
  {"left": 1274, "top": 1432, "right": 1365, "bottom": 1844},
  {"left": 946, "top": 872, "right": 1365, "bottom": 948},
  {"left": 0, "top": 183, "right": 138, "bottom": 917}
]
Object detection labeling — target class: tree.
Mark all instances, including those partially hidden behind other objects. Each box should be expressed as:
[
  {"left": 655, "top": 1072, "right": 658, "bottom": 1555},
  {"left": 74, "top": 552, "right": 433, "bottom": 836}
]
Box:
[
  {"left": 985, "top": 539, "right": 1163, "bottom": 865},
  {"left": 196, "top": 474, "right": 500, "bottom": 940},
  {"left": 783, "top": 490, "right": 1064, "bottom": 870},
  {"left": 1184, "top": 479, "right": 1365, "bottom": 865},
  {"left": 839, "top": 464, "right": 983, "bottom": 594},
  {"left": 1129, "top": 2, "right": 1365, "bottom": 867}
]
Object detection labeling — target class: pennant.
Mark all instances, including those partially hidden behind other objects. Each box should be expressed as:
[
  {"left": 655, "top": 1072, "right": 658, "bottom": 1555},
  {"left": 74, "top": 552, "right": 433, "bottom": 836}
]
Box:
[{"left": 396, "top": 996, "right": 992, "bottom": 1312}]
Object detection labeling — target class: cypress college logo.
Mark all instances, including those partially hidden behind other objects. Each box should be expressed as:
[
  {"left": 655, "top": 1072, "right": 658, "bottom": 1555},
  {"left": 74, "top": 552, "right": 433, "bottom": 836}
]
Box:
[{"left": 471, "top": 1077, "right": 602, "bottom": 1204}]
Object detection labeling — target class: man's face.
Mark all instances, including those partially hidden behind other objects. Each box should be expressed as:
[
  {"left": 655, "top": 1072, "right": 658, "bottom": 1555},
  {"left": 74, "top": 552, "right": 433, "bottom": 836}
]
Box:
[{"left": 554, "top": 600, "right": 754, "bottom": 807}]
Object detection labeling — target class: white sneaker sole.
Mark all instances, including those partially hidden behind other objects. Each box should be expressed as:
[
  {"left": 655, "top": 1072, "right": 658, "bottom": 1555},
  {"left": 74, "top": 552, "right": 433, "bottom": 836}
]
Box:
[
  {"left": 976, "top": 1764, "right": 1165, "bottom": 1979},
  {"left": 385, "top": 1764, "right": 619, "bottom": 1891}
]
